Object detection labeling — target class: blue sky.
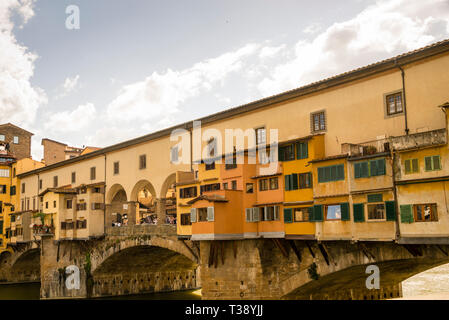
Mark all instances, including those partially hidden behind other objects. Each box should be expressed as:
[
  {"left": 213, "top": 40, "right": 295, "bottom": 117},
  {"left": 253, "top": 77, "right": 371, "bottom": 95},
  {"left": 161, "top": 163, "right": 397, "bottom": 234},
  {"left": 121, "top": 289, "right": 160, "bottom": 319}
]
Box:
[{"left": 1, "top": 0, "right": 448, "bottom": 160}]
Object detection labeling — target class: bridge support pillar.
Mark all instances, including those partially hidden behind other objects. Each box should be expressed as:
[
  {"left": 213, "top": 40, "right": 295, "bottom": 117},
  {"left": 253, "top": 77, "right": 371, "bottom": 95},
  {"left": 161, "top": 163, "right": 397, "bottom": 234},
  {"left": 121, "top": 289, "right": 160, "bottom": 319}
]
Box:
[
  {"left": 40, "top": 236, "right": 89, "bottom": 299},
  {"left": 156, "top": 198, "right": 166, "bottom": 225}
]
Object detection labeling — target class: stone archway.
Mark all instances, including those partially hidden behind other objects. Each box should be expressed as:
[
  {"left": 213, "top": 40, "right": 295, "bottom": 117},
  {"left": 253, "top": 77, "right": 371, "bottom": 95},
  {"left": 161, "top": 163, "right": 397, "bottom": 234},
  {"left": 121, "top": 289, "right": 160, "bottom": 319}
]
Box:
[
  {"left": 130, "top": 180, "right": 158, "bottom": 225},
  {"left": 8, "top": 248, "right": 41, "bottom": 283},
  {"left": 106, "top": 184, "right": 128, "bottom": 227}
]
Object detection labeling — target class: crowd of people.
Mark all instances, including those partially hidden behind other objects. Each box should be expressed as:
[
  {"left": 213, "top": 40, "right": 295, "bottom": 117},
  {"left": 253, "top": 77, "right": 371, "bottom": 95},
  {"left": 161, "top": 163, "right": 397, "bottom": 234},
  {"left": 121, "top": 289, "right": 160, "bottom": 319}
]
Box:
[{"left": 112, "top": 213, "right": 177, "bottom": 226}]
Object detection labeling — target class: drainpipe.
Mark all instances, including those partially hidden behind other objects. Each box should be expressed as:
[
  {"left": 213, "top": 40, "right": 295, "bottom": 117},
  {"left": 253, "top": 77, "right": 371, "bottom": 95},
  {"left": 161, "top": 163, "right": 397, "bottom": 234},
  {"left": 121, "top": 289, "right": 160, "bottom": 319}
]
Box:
[
  {"left": 391, "top": 151, "right": 401, "bottom": 241},
  {"left": 395, "top": 59, "right": 409, "bottom": 135}
]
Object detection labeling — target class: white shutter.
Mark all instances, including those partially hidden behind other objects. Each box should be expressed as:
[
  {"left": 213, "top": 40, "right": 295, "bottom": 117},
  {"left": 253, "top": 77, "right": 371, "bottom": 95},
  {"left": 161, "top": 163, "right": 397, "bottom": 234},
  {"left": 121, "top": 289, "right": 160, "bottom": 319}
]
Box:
[
  {"left": 274, "top": 206, "right": 280, "bottom": 221},
  {"left": 207, "top": 207, "right": 215, "bottom": 222},
  {"left": 253, "top": 207, "right": 260, "bottom": 222},
  {"left": 245, "top": 208, "right": 252, "bottom": 222},
  {"left": 190, "top": 208, "right": 197, "bottom": 223},
  {"left": 264, "top": 206, "right": 268, "bottom": 221}
]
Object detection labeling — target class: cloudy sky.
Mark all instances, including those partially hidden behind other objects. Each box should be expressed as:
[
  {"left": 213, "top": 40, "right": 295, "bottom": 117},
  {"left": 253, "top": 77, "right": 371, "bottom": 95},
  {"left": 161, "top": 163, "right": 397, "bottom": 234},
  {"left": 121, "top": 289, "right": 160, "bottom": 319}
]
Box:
[{"left": 1, "top": 0, "right": 449, "bottom": 160}]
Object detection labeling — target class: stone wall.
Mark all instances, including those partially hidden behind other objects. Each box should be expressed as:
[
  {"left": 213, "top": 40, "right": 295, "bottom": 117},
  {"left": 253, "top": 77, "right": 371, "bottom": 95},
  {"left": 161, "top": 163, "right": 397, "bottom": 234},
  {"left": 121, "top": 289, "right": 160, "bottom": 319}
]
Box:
[{"left": 0, "top": 124, "right": 32, "bottom": 160}]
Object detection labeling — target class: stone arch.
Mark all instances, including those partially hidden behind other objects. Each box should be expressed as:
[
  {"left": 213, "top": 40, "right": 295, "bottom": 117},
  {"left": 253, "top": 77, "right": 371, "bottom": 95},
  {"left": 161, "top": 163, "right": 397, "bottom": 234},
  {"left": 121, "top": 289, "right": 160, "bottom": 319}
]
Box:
[
  {"left": 160, "top": 173, "right": 176, "bottom": 199},
  {"left": 130, "top": 180, "right": 157, "bottom": 202},
  {"left": 279, "top": 244, "right": 449, "bottom": 300},
  {"left": 106, "top": 183, "right": 127, "bottom": 204},
  {"left": 9, "top": 248, "right": 41, "bottom": 282}
]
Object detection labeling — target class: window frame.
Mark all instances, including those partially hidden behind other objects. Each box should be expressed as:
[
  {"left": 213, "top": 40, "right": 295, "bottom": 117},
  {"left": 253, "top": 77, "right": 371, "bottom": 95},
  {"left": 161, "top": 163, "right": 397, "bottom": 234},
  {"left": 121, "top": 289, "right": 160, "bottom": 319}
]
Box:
[
  {"left": 413, "top": 203, "right": 438, "bottom": 222},
  {"left": 246, "top": 183, "right": 254, "bottom": 194},
  {"left": 325, "top": 204, "right": 342, "bottom": 221},
  {"left": 113, "top": 161, "right": 120, "bottom": 175},
  {"left": 367, "top": 202, "right": 386, "bottom": 221},
  {"left": 311, "top": 110, "right": 326, "bottom": 133},
  {"left": 424, "top": 155, "right": 441, "bottom": 172},
  {"left": 255, "top": 127, "right": 266, "bottom": 145},
  {"left": 293, "top": 207, "right": 312, "bottom": 222},
  {"left": 385, "top": 91, "right": 403, "bottom": 116},
  {"left": 139, "top": 154, "right": 147, "bottom": 170}
]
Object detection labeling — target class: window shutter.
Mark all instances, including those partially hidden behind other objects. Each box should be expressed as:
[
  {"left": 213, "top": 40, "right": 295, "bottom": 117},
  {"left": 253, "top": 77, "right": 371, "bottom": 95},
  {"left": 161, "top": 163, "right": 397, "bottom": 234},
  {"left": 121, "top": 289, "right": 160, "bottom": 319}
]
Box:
[
  {"left": 353, "top": 203, "right": 365, "bottom": 222},
  {"left": 330, "top": 166, "right": 337, "bottom": 181},
  {"left": 404, "top": 159, "right": 411, "bottom": 174},
  {"left": 245, "top": 208, "right": 252, "bottom": 222},
  {"left": 284, "top": 208, "right": 292, "bottom": 223},
  {"left": 367, "top": 194, "right": 383, "bottom": 203},
  {"left": 400, "top": 205, "right": 413, "bottom": 223},
  {"left": 295, "top": 142, "right": 300, "bottom": 160},
  {"left": 433, "top": 156, "right": 441, "bottom": 170},
  {"left": 285, "top": 175, "right": 290, "bottom": 191},
  {"left": 91, "top": 203, "right": 95, "bottom": 210},
  {"left": 340, "top": 203, "right": 350, "bottom": 221},
  {"left": 377, "top": 159, "right": 386, "bottom": 175},
  {"left": 385, "top": 201, "right": 396, "bottom": 221},
  {"left": 313, "top": 205, "right": 323, "bottom": 222},
  {"left": 411, "top": 159, "right": 419, "bottom": 173},
  {"left": 207, "top": 207, "right": 214, "bottom": 221},
  {"left": 324, "top": 167, "right": 331, "bottom": 182},
  {"left": 274, "top": 206, "right": 280, "bottom": 220},
  {"left": 302, "top": 142, "right": 308, "bottom": 159},
  {"left": 369, "top": 160, "right": 378, "bottom": 176},
  {"left": 292, "top": 174, "right": 298, "bottom": 190},
  {"left": 264, "top": 206, "right": 268, "bottom": 221},
  {"left": 361, "top": 162, "right": 369, "bottom": 178},
  {"left": 253, "top": 207, "right": 260, "bottom": 222},
  {"left": 190, "top": 208, "right": 197, "bottom": 223},
  {"left": 354, "top": 163, "right": 361, "bottom": 179},
  {"left": 180, "top": 189, "right": 184, "bottom": 198},
  {"left": 318, "top": 168, "right": 324, "bottom": 183},
  {"left": 278, "top": 147, "right": 284, "bottom": 162},
  {"left": 425, "top": 157, "right": 432, "bottom": 171}
]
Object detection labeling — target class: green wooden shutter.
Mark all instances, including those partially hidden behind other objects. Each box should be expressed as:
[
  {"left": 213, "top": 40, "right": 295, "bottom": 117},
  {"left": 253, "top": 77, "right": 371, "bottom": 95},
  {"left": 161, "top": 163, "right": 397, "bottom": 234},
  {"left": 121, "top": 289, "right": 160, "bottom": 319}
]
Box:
[
  {"left": 292, "top": 174, "right": 298, "bottom": 190},
  {"left": 307, "top": 207, "right": 313, "bottom": 221},
  {"left": 307, "top": 172, "right": 312, "bottom": 188},
  {"left": 404, "top": 159, "right": 411, "bottom": 174},
  {"left": 330, "top": 166, "right": 337, "bottom": 181},
  {"left": 297, "top": 142, "right": 308, "bottom": 159},
  {"left": 369, "top": 160, "right": 378, "bottom": 176},
  {"left": 340, "top": 203, "right": 350, "bottom": 221},
  {"left": 361, "top": 162, "right": 369, "bottom": 178},
  {"left": 284, "top": 208, "right": 293, "bottom": 223},
  {"left": 400, "top": 205, "right": 413, "bottom": 223},
  {"left": 324, "top": 167, "right": 331, "bottom": 182},
  {"left": 433, "top": 155, "right": 441, "bottom": 170},
  {"left": 337, "top": 165, "right": 345, "bottom": 180},
  {"left": 411, "top": 159, "right": 419, "bottom": 173},
  {"left": 377, "top": 159, "right": 386, "bottom": 175},
  {"left": 367, "top": 194, "right": 383, "bottom": 203},
  {"left": 385, "top": 201, "right": 396, "bottom": 221},
  {"left": 313, "top": 205, "right": 323, "bottom": 222},
  {"left": 354, "top": 163, "right": 361, "bottom": 179},
  {"left": 425, "top": 156, "right": 432, "bottom": 171},
  {"left": 318, "top": 168, "right": 324, "bottom": 183},
  {"left": 353, "top": 203, "right": 365, "bottom": 222},
  {"left": 278, "top": 147, "right": 285, "bottom": 161},
  {"left": 285, "top": 175, "right": 290, "bottom": 191}
]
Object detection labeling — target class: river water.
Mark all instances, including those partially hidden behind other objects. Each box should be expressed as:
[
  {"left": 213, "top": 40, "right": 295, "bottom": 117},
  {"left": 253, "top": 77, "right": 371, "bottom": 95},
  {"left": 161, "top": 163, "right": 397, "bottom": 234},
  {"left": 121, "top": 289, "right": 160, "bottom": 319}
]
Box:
[{"left": 1, "top": 264, "right": 449, "bottom": 300}]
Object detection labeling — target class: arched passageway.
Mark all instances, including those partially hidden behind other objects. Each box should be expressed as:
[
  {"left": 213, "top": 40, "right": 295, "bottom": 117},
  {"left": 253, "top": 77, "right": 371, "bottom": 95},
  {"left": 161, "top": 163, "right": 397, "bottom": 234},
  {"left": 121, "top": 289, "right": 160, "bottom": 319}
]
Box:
[{"left": 9, "top": 249, "right": 40, "bottom": 283}]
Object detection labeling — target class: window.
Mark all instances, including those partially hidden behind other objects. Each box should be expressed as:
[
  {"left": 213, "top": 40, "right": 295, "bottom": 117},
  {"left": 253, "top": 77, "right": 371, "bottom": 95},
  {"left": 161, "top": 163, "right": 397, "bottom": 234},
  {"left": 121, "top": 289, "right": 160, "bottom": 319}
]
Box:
[
  {"left": 259, "top": 179, "right": 269, "bottom": 191},
  {"left": 0, "top": 185, "right": 6, "bottom": 194},
  {"left": 76, "top": 220, "right": 87, "bottom": 229},
  {"left": 325, "top": 204, "right": 342, "bottom": 220},
  {"left": 113, "top": 162, "right": 119, "bottom": 175},
  {"left": 22, "top": 183, "right": 25, "bottom": 193},
  {"left": 269, "top": 177, "right": 278, "bottom": 190},
  {"left": 0, "top": 135, "right": 4, "bottom": 141},
  {"left": 205, "top": 162, "right": 215, "bottom": 170},
  {"left": 39, "top": 179, "right": 42, "bottom": 190},
  {"left": 294, "top": 207, "right": 312, "bottom": 222},
  {"left": 198, "top": 208, "right": 208, "bottom": 222},
  {"left": 66, "top": 199, "right": 72, "bottom": 209},
  {"left": 10, "top": 186, "right": 16, "bottom": 195},
  {"left": 66, "top": 221, "right": 74, "bottom": 230},
  {"left": 255, "top": 127, "right": 266, "bottom": 145},
  {"left": 71, "top": 172, "right": 76, "bottom": 184},
  {"left": 179, "top": 186, "right": 197, "bottom": 198},
  {"left": 27, "top": 199, "right": 29, "bottom": 210},
  {"left": 53, "top": 176, "right": 58, "bottom": 188},
  {"left": 386, "top": 92, "right": 403, "bottom": 116},
  {"left": 90, "top": 167, "right": 96, "bottom": 180},
  {"left": 424, "top": 155, "right": 441, "bottom": 171},
  {"left": 367, "top": 203, "right": 385, "bottom": 220},
  {"left": 278, "top": 144, "right": 295, "bottom": 161},
  {"left": 139, "top": 154, "right": 146, "bottom": 169},
  {"left": 404, "top": 159, "right": 419, "bottom": 174},
  {"left": 45, "top": 202, "right": 48, "bottom": 209},
  {"left": 13, "top": 168, "right": 15, "bottom": 177},
  {"left": 231, "top": 180, "right": 237, "bottom": 190},
  {"left": 207, "top": 138, "right": 216, "bottom": 156},
  {"left": 318, "top": 165, "right": 345, "bottom": 183},
  {"left": 354, "top": 159, "right": 386, "bottom": 178},
  {"left": 91, "top": 203, "right": 104, "bottom": 210},
  {"left": 181, "top": 213, "right": 191, "bottom": 225},
  {"left": 170, "top": 146, "right": 179, "bottom": 163},
  {"left": 76, "top": 203, "right": 87, "bottom": 211},
  {"left": 93, "top": 187, "right": 102, "bottom": 193},
  {"left": 414, "top": 204, "right": 438, "bottom": 222},
  {"left": 225, "top": 156, "right": 237, "bottom": 170},
  {"left": 200, "top": 183, "right": 220, "bottom": 194},
  {"left": 13, "top": 136, "right": 19, "bottom": 144},
  {"left": 53, "top": 200, "right": 56, "bottom": 208},
  {"left": 261, "top": 206, "right": 280, "bottom": 221},
  {"left": 296, "top": 142, "right": 308, "bottom": 160},
  {"left": 223, "top": 182, "right": 228, "bottom": 190},
  {"left": 259, "top": 150, "right": 272, "bottom": 164},
  {"left": 246, "top": 183, "right": 254, "bottom": 193},
  {"left": 299, "top": 172, "right": 312, "bottom": 189},
  {"left": 311, "top": 111, "right": 326, "bottom": 132},
  {"left": 0, "top": 169, "right": 9, "bottom": 177}
]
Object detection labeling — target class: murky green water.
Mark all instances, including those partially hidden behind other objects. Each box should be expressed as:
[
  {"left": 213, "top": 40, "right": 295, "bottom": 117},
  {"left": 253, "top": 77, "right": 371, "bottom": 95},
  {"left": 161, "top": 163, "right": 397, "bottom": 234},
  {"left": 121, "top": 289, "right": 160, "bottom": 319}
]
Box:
[{"left": 0, "top": 282, "right": 201, "bottom": 300}]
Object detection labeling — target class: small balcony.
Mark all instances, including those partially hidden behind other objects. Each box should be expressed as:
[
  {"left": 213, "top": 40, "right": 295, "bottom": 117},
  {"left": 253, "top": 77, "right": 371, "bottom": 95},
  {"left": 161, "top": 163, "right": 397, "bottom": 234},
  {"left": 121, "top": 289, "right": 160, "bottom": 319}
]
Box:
[
  {"left": 32, "top": 224, "right": 55, "bottom": 236},
  {"left": 390, "top": 128, "right": 446, "bottom": 151}
]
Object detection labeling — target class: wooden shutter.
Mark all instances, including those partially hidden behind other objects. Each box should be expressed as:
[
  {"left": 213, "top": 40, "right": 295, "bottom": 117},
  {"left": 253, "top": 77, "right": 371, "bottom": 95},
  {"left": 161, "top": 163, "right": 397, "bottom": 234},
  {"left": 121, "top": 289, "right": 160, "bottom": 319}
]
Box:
[
  {"left": 207, "top": 207, "right": 214, "bottom": 221},
  {"left": 313, "top": 205, "right": 323, "bottom": 222},
  {"left": 278, "top": 147, "right": 285, "bottom": 161},
  {"left": 245, "top": 208, "right": 252, "bottom": 222},
  {"left": 91, "top": 203, "right": 96, "bottom": 210},
  {"left": 354, "top": 163, "right": 361, "bottom": 179},
  {"left": 367, "top": 194, "right": 382, "bottom": 203},
  {"left": 264, "top": 206, "right": 268, "bottom": 221},
  {"left": 353, "top": 203, "right": 365, "bottom": 222},
  {"left": 330, "top": 166, "right": 337, "bottom": 181},
  {"left": 404, "top": 159, "right": 411, "bottom": 174},
  {"left": 377, "top": 159, "right": 386, "bottom": 175},
  {"left": 285, "top": 175, "right": 290, "bottom": 191},
  {"left": 433, "top": 156, "right": 441, "bottom": 170},
  {"left": 324, "top": 167, "right": 331, "bottom": 182},
  {"left": 337, "top": 165, "right": 345, "bottom": 180},
  {"left": 274, "top": 206, "right": 280, "bottom": 220},
  {"left": 425, "top": 156, "right": 432, "bottom": 171},
  {"left": 340, "top": 203, "right": 350, "bottom": 221},
  {"left": 180, "top": 189, "right": 184, "bottom": 198},
  {"left": 385, "top": 201, "right": 396, "bottom": 221},
  {"left": 190, "top": 208, "right": 197, "bottom": 223},
  {"left": 284, "top": 208, "right": 293, "bottom": 223},
  {"left": 361, "top": 162, "right": 369, "bottom": 178},
  {"left": 292, "top": 174, "right": 298, "bottom": 190},
  {"left": 369, "top": 160, "right": 378, "bottom": 176},
  {"left": 253, "top": 207, "right": 260, "bottom": 222},
  {"left": 318, "top": 167, "right": 324, "bottom": 183},
  {"left": 400, "top": 205, "right": 413, "bottom": 223},
  {"left": 411, "top": 159, "right": 419, "bottom": 173}
]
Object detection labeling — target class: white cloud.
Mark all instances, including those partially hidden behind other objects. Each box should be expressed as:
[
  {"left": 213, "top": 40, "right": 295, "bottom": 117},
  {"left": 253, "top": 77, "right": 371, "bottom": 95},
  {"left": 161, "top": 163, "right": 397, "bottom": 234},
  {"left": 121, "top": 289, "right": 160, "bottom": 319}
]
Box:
[
  {"left": 0, "top": 0, "right": 47, "bottom": 127},
  {"left": 44, "top": 102, "right": 96, "bottom": 134},
  {"left": 303, "top": 23, "right": 322, "bottom": 35},
  {"left": 63, "top": 75, "right": 80, "bottom": 93},
  {"left": 259, "top": 45, "right": 286, "bottom": 59},
  {"left": 106, "top": 43, "right": 260, "bottom": 125},
  {"left": 257, "top": 0, "right": 449, "bottom": 97}
]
